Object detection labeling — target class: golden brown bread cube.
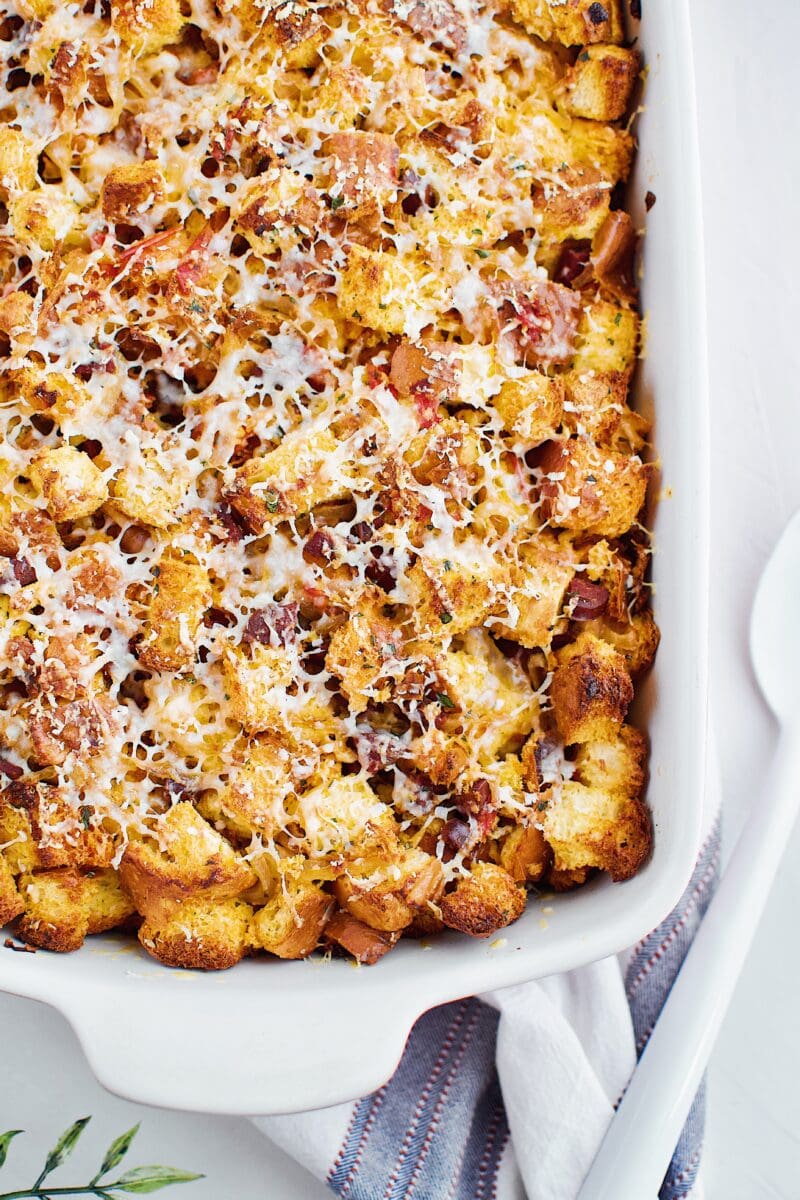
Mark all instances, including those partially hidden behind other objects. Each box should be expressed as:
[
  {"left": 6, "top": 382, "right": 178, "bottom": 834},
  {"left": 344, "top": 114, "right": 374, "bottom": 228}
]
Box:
[
  {"left": 550, "top": 631, "right": 633, "bottom": 743},
  {"left": 221, "top": 642, "right": 293, "bottom": 734},
  {"left": 119, "top": 803, "right": 256, "bottom": 922},
  {"left": 561, "top": 46, "right": 641, "bottom": 121},
  {"left": 250, "top": 879, "right": 333, "bottom": 959},
  {"left": 493, "top": 374, "right": 565, "bottom": 447},
  {"left": 508, "top": 0, "right": 623, "bottom": 45},
  {"left": 29, "top": 446, "right": 108, "bottom": 522},
  {"left": 101, "top": 163, "right": 166, "bottom": 221},
  {"left": 541, "top": 780, "right": 651, "bottom": 881},
  {"left": 314, "top": 65, "right": 371, "bottom": 128},
  {"left": 138, "top": 552, "right": 211, "bottom": 672},
  {"left": 111, "top": 448, "right": 187, "bottom": 529},
  {"left": 335, "top": 846, "right": 444, "bottom": 933},
  {"left": 439, "top": 862, "right": 526, "bottom": 937},
  {"left": 535, "top": 172, "right": 610, "bottom": 245},
  {"left": 111, "top": 0, "right": 184, "bottom": 54},
  {"left": 583, "top": 611, "right": 660, "bottom": 676},
  {"left": 499, "top": 823, "right": 551, "bottom": 884},
  {"left": 573, "top": 299, "right": 639, "bottom": 376},
  {"left": 573, "top": 724, "right": 647, "bottom": 797},
  {"left": 139, "top": 898, "right": 253, "bottom": 970},
  {"left": 325, "top": 594, "right": 402, "bottom": 715},
  {"left": 326, "top": 909, "right": 401, "bottom": 964},
  {"left": 324, "top": 131, "right": 399, "bottom": 225},
  {"left": 0, "top": 784, "right": 116, "bottom": 873},
  {"left": 406, "top": 550, "right": 505, "bottom": 638},
  {"left": 494, "top": 540, "right": 574, "bottom": 650},
  {"left": 0, "top": 854, "right": 24, "bottom": 926},
  {"left": 10, "top": 191, "right": 78, "bottom": 252},
  {"left": 229, "top": 426, "right": 343, "bottom": 530},
  {"left": 562, "top": 370, "right": 631, "bottom": 443},
  {"left": 15, "top": 868, "right": 134, "bottom": 952},
  {"left": 0, "top": 128, "right": 37, "bottom": 192},
  {"left": 539, "top": 438, "right": 649, "bottom": 539},
  {"left": 337, "top": 244, "right": 428, "bottom": 336},
  {"left": 567, "top": 119, "right": 635, "bottom": 184}
]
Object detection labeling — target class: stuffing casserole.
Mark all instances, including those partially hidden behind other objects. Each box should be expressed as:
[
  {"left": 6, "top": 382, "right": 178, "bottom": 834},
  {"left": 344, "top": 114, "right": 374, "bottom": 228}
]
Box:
[{"left": 0, "top": 0, "right": 658, "bottom": 969}]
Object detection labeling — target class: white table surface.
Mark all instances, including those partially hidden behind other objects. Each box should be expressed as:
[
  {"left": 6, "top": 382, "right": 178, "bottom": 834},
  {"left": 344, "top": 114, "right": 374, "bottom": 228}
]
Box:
[{"left": 2, "top": 2, "right": 799, "bottom": 1197}]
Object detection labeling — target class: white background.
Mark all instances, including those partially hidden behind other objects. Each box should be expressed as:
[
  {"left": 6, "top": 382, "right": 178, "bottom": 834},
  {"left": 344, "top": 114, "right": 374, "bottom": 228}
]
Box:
[{"left": 2, "top": 2, "right": 800, "bottom": 1196}]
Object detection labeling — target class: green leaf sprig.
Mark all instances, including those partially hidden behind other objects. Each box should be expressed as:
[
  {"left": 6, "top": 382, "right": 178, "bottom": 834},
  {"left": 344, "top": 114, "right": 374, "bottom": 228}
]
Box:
[{"left": 0, "top": 1119, "right": 202, "bottom": 1199}]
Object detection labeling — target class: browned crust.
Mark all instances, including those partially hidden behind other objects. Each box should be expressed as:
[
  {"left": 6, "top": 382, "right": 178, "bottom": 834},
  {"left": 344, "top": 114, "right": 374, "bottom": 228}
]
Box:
[{"left": 439, "top": 863, "right": 526, "bottom": 938}]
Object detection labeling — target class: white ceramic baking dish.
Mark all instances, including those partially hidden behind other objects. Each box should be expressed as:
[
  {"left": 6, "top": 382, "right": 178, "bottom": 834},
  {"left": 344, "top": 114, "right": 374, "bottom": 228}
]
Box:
[{"left": 0, "top": 0, "right": 708, "bottom": 1116}]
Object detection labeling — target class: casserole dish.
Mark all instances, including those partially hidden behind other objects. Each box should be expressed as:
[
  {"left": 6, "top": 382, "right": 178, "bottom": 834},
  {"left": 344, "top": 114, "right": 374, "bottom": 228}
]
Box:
[{"left": 0, "top": 0, "right": 708, "bottom": 1115}]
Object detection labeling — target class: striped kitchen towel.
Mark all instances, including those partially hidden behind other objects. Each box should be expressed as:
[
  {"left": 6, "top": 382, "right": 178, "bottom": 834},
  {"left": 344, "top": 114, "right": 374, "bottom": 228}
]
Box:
[{"left": 256, "top": 801, "right": 721, "bottom": 1200}]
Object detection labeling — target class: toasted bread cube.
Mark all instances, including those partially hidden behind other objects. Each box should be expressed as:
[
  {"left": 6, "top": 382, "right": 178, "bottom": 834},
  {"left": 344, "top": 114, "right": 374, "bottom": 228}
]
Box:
[
  {"left": 499, "top": 823, "right": 550, "bottom": 884},
  {"left": 235, "top": 168, "right": 322, "bottom": 255},
  {"left": 325, "top": 595, "right": 401, "bottom": 714},
  {"left": 583, "top": 610, "right": 660, "bottom": 675},
  {"left": 536, "top": 175, "right": 610, "bottom": 245},
  {"left": 297, "top": 775, "right": 394, "bottom": 857},
  {"left": 119, "top": 803, "right": 256, "bottom": 922},
  {"left": 337, "top": 244, "right": 429, "bottom": 336},
  {"left": 111, "top": 448, "right": 187, "bottom": 529},
  {"left": 539, "top": 438, "right": 649, "bottom": 538},
  {"left": 550, "top": 631, "right": 632, "bottom": 743},
  {"left": 440, "top": 630, "right": 538, "bottom": 760},
  {"left": 440, "top": 862, "right": 526, "bottom": 937},
  {"left": 139, "top": 898, "right": 253, "bottom": 970},
  {"left": 200, "top": 738, "right": 295, "bottom": 839},
  {"left": 138, "top": 553, "right": 211, "bottom": 672},
  {"left": 494, "top": 541, "right": 574, "bottom": 650},
  {"left": 326, "top": 910, "right": 400, "bottom": 964},
  {"left": 250, "top": 879, "right": 332, "bottom": 959},
  {"left": 0, "top": 784, "right": 116, "bottom": 873},
  {"left": 222, "top": 643, "right": 292, "bottom": 734},
  {"left": 111, "top": 0, "right": 184, "bottom": 53},
  {"left": 0, "top": 855, "right": 24, "bottom": 925},
  {"left": 15, "top": 868, "right": 134, "bottom": 952},
  {"left": 0, "top": 128, "right": 37, "bottom": 192},
  {"left": 9, "top": 191, "right": 78, "bottom": 252},
  {"left": 541, "top": 780, "right": 651, "bottom": 881},
  {"left": 568, "top": 119, "right": 634, "bottom": 183},
  {"left": 405, "top": 549, "right": 506, "bottom": 638},
  {"left": 493, "top": 374, "right": 564, "bottom": 446},
  {"left": 573, "top": 299, "right": 639, "bottom": 376},
  {"left": 407, "top": 724, "right": 470, "bottom": 788},
  {"left": 335, "top": 846, "right": 444, "bottom": 933},
  {"left": 229, "top": 425, "right": 343, "bottom": 530},
  {"left": 314, "top": 64, "right": 371, "bottom": 128},
  {"left": 258, "top": 0, "right": 327, "bottom": 67},
  {"left": 101, "top": 163, "right": 166, "bottom": 220},
  {"left": 325, "top": 131, "right": 399, "bottom": 224},
  {"left": 508, "top": 0, "right": 623, "bottom": 45},
  {"left": 562, "top": 45, "right": 641, "bottom": 121},
  {"left": 573, "top": 724, "right": 647, "bottom": 797},
  {"left": 29, "top": 446, "right": 107, "bottom": 522},
  {"left": 15, "top": 366, "right": 96, "bottom": 424},
  {"left": 562, "top": 369, "right": 630, "bottom": 442}
]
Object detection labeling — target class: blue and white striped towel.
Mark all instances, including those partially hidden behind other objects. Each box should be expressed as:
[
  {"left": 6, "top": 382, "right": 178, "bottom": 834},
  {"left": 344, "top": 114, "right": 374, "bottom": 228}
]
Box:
[{"left": 256, "top": 788, "right": 720, "bottom": 1200}]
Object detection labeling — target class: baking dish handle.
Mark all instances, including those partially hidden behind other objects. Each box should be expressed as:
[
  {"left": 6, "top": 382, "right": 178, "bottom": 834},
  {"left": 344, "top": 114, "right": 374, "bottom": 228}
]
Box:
[{"left": 61, "top": 982, "right": 422, "bottom": 1115}]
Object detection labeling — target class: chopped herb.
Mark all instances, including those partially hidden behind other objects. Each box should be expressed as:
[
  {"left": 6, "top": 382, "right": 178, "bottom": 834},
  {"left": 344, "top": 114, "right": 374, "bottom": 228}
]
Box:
[
  {"left": 264, "top": 490, "right": 279, "bottom": 513},
  {"left": 329, "top": 195, "right": 345, "bottom": 210},
  {"left": 443, "top": 559, "right": 452, "bottom": 571},
  {"left": 352, "top": 309, "right": 362, "bottom": 320},
  {"left": 474, "top": 248, "right": 489, "bottom": 259},
  {"left": 471, "top": 228, "right": 483, "bottom": 237},
  {"left": 79, "top": 806, "right": 92, "bottom": 829},
  {"left": 579, "top": 50, "right": 591, "bottom": 62},
  {"left": 614, "top": 311, "right": 622, "bottom": 326},
  {"left": 437, "top": 692, "right": 455, "bottom": 709},
  {"left": 440, "top": 611, "right": 453, "bottom": 624},
  {"left": 378, "top": 301, "right": 388, "bottom": 310},
  {"left": 189, "top": 299, "right": 203, "bottom": 313},
  {"left": 536, "top": 800, "right": 549, "bottom": 812}
]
